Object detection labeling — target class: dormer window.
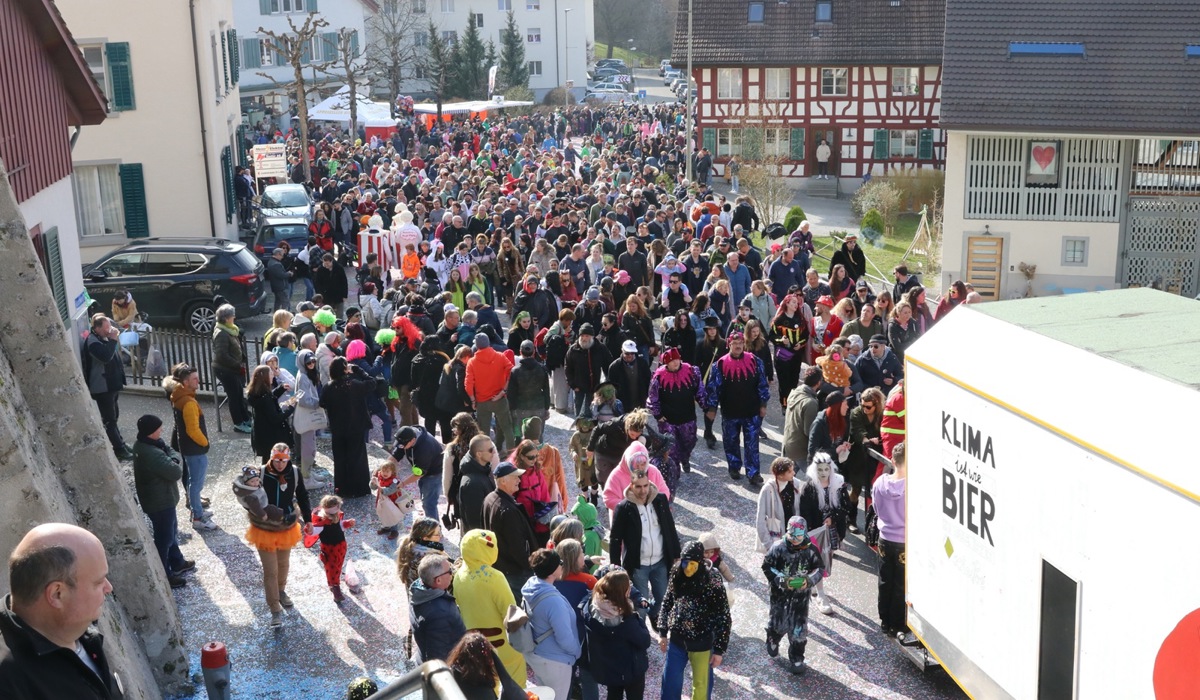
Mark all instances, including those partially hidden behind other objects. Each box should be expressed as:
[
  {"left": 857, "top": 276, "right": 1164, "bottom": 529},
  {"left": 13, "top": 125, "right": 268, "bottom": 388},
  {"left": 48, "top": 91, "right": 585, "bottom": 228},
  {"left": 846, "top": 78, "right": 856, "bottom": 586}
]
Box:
[
  {"left": 815, "top": 0, "right": 832, "bottom": 22},
  {"left": 748, "top": 2, "right": 764, "bottom": 23}
]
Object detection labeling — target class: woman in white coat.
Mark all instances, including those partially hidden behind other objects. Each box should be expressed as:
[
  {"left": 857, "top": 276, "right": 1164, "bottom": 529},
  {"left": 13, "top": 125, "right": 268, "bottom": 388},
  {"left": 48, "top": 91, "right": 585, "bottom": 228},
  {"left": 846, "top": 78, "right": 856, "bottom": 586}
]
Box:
[{"left": 755, "top": 456, "right": 807, "bottom": 553}]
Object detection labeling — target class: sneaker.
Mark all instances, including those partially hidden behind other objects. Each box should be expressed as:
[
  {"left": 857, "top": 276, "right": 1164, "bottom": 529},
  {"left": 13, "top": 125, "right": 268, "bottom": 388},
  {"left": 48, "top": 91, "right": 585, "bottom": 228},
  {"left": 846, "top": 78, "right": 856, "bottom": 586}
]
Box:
[
  {"left": 233, "top": 422, "right": 253, "bottom": 434},
  {"left": 815, "top": 596, "right": 834, "bottom": 615},
  {"left": 727, "top": 469, "right": 742, "bottom": 481},
  {"left": 848, "top": 523, "right": 862, "bottom": 535},
  {"left": 192, "top": 517, "right": 218, "bottom": 531},
  {"left": 681, "top": 461, "right": 692, "bottom": 474},
  {"left": 748, "top": 474, "right": 764, "bottom": 488},
  {"left": 278, "top": 590, "right": 294, "bottom": 608},
  {"left": 790, "top": 660, "right": 807, "bottom": 675},
  {"left": 175, "top": 560, "right": 196, "bottom": 573},
  {"left": 197, "top": 509, "right": 214, "bottom": 518},
  {"left": 269, "top": 610, "right": 284, "bottom": 629},
  {"left": 168, "top": 575, "right": 187, "bottom": 589},
  {"left": 116, "top": 447, "right": 135, "bottom": 462},
  {"left": 331, "top": 585, "right": 345, "bottom": 603}
]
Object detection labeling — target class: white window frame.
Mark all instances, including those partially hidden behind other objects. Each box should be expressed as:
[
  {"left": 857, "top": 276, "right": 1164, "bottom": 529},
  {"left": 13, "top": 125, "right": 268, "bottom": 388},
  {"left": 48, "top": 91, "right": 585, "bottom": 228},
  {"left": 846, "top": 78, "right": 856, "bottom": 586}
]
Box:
[
  {"left": 273, "top": 0, "right": 305, "bottom": 13},
  {"left": 72, "top": 164, "right": 127, "bottom": 238},
  {"left": 80, "top": 45, "right": 109, "bottom": 98},
  {"left": 528, "top": 60, "right": 543, "bottom": 76},
  {"left": 441, "top": 0, "right": 455, "bottom": 12},
  {"left": 821, "top": 67, "right": 847, "bottom": 96},
  {"left": 414, "top": 32, "right": 428, "bottom": 47},
  {"left": 498, "top": 0, "right": 511, "bottom": 9},
  {"left": 527, "top": 27, "right": 541, "bottom": 43},
  {"left": 764, "top": 67, "right": 790, "bottom": 100},
  {"left": 526, "top": 0, "right": 540, "bottom": 9},
  {"left": 716, "top": 68, "right": 742, "bottom": 100},
  {"left": 471, "top": 12, "right": 484, "bottom": 28},
  {"left": 441, "top": 30, "right": 458, "bottom": 45},
  {"left": 259, "top": 38, "right": 275, "bottom": 66},
  {"left": 1062, "top": 237, "right": 1089, "bottom": 266},
  {"left": 890, "top": 129, "right": 918, "bottom": 158},
  {"left": 891, "top": 67, "right": 919, "bottom": 96},
  {"left": 413, "top": 0, "right": 427, "bottom": 12},
  {"left": 763, "top": 127, "right": 789, "bottom": 158},
  {"left": 716, "top": 128, "right": 743, "bottom": 158}
]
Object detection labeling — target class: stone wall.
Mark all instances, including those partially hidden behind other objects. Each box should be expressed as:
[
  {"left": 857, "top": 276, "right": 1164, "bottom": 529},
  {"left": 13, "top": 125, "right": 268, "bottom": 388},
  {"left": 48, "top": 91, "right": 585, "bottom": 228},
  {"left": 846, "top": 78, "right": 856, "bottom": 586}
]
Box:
[{"left": 0, "top": 161, "right": 189, "bottom": 698}]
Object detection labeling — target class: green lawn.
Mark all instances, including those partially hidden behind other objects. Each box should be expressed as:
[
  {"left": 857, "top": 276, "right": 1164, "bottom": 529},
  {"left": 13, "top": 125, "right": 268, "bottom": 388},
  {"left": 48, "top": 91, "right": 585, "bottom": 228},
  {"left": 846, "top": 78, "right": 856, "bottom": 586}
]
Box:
[
  {"left": 593, "top": 42, "right": 657, "bottom": 68},
  {"left": 787, "top": 213, "right": 941, "bottom": 293}
]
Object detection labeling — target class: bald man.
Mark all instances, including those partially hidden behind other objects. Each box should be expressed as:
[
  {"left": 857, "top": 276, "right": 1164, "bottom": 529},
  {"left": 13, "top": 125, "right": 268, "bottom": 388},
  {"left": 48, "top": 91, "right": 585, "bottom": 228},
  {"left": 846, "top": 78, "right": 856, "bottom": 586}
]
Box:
[{"left": 0, "top": 523, "right": 124, "bottom": 699}]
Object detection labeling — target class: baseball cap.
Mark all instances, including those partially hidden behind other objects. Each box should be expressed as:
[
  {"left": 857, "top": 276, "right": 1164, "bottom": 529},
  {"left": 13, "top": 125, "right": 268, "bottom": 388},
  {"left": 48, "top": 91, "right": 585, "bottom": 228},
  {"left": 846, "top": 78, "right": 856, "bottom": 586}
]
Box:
[{"left": 493, "top": 461, "right": 525, "bottom": 478}]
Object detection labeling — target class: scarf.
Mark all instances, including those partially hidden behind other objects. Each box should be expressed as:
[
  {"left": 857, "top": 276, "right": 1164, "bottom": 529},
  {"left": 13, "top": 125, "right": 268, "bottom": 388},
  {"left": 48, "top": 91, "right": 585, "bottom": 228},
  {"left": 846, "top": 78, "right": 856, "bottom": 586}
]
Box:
[
  {"left": 217, "top": 322, "right": 241, "bottom": 337},
  {"left": 136, "top": 435, "right": 172, "bottom": 457}
]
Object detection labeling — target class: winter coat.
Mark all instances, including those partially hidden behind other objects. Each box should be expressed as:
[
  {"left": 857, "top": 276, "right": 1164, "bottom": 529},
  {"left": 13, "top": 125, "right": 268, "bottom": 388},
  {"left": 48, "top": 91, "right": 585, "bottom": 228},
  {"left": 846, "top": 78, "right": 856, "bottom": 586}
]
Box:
[
  {"left": 456, "top": 456, "right": 495, "bottom": 532},
  {"left": 781, "top": 384, "right": 821, "bottom": 465},
  {"left": 211, "top": 325, "right": 243, "bottom": 374},
  {"left": 656, "top": 566, "right": 731, "bottom": 655},
  {"left": 513, "top": 286, "right": 556, "bottom": 330},
  {"left": 313, "top": 263, "right": 349, "bottom": 304},
  {"left": 434, "top": 360, "right": 472, "bottom": 416},
  {"left": 582, "top": 596, "right": 651, "bottom": 687},
  {"left": 607, "top": 356, "right": 651, "bottom": 410},
  {"left": 247, "top": 384, "right": 294, "bottom": 459},
  {"left": 318, "top": 371, "right": 374, "bottom": 436},
  {"left": 602, "top": 442, "right": 673, "bottom": 513},
  {"left": 507, "top": 357, "right": 551, "bottom": 412},
  {"left": 411, "top": 349, "right": 451, "bottom": 416},
  {"left": 481, "top": 489, "right": 539, "bottom": 578},
  {"left": 84, "top": 331, "right": 125, "bottom": 394},
  {"left": 830, "top": 242, "right": 866, "bottom": 281},
  {"left": 169, "top": 381, "right": 209, "bottom": 456},
  {"left": 409, "top": 581, "right": 467, "bottom": 662},
  {"left": 609, "top": 481, "right": 680, "bottom": 572},
  {"left": 808, "top": 410, "right": 850, "bottom": 467},
  {"left": 464, "top": 347, "right": 514, "bottom": 403},
  {"left": 131, "top": 439, "right": 182, "bottom": 514},
  {"left": 756, "top": 476, "right": 806, "bottom": 552},
  {"left": 391, "top": 425, "right": 443, "bottom": 478},
  {"left": 565, "top": 342, "right": 613, "bottom": 394},
  {"left": 520, "top": 578, "right": 582, "bottom": 666}
]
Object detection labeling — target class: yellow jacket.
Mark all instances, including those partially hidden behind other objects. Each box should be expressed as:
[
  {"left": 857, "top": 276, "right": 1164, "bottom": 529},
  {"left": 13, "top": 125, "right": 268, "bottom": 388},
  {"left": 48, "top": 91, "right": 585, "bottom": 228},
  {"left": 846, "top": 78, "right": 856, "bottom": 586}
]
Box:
[{"left": 454, "top": 529, "right": 526, "bottom": 682}]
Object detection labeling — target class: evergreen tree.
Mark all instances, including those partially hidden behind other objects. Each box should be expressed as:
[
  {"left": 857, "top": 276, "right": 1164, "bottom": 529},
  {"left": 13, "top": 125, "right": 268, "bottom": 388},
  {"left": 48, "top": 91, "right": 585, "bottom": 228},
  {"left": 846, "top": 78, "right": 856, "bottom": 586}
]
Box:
[
  {"left": 423, "top": 20, "right": 454, "bottom": 119},
  {"left": 452, "top": 14, "right": 487, "bottom": 100},
  {"left": 485, "top": 39, "right": 498, "bottom": 93},
  {"left": 498, "top": 10, "right": 528, "bottom": 90}
]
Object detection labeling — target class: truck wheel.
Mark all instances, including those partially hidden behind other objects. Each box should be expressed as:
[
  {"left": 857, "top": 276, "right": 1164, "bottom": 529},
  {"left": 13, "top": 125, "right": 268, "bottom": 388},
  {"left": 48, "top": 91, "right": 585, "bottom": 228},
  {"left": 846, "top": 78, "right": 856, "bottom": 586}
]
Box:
[{"left": 186, "top": 302, "right": 217, "bottom": 334}]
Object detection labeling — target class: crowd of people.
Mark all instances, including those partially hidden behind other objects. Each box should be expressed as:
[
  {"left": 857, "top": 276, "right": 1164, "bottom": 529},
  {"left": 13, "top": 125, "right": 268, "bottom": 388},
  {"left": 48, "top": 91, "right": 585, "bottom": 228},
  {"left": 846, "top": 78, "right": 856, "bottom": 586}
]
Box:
[{"left": 39, "top": 101, "right": 976, "bottom": 699}]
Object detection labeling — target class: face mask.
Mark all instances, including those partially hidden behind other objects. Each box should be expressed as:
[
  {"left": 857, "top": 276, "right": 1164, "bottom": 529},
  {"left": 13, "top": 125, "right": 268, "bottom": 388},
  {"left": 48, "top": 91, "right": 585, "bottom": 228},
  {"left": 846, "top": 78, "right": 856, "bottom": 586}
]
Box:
[
  {"left": 831, "top": 353, "right": 841, "bottom": 362},
  {"left": 683, "top": 560, "right": 700, "bottom": 577},
  {"left": 817, "top": 463, "right": 831, "bottom": 480}
]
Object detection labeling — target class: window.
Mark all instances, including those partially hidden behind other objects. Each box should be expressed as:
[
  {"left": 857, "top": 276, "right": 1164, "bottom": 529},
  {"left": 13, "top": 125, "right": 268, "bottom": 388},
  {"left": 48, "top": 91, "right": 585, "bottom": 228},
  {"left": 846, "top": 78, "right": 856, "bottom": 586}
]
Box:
[
  {"left": 1187, "top": 45, "right": 1200, "bottom": 58},
  {"left": 414, "top": 32, "right": 428, "bottom": 47},
  {"left": 440, "top": 0, "right": 454, "bottom": 12},
  {"left": 716, "top": 128, "right": 743, "bottom": 157},
  {"left": 527, "top": 27, "right": 541, "bottom": 43},
  {"left": 73, "top": 166, "right": 126, "bottom": 237},
  {"left": 716, "top": 68, "right": 742, "bottom": 99},
  {"left": 210, "top": 34, "right": 222, "bottom": 99},
  {"left": 528, "top": 60, "right": 543, "bottom": 76},
  {"left": 441, "top": 30, "right": 458, "bottom": 45},
  {"left": 498, "top": 0, "right": 511, "bottom": 8},
  {"left": 95, "top": 253, "right": 143, "bottom": 278},
  {"left": 1009, "top": 42, "right": 1085, "bottom": 57},
  {"left": 890, "top": 129, "right": 918, "bottom": 158},
  {"left": 471, "top": 13, "right": 484, "bottom": 28},
  {"left": 762, "top": 128, "right": 789, "bottom": 158},
  {"left": 269, "top": 0, "right": 307, "bottom": 13},
  {"left": 413, "top": 0, "right": 426, "bottom": 12},
  {"left": 414, "top": 65, "right": 427, "bottom": 79},
  {"left": 891, "top": 67, "right": 919, "bottom": 96},
  {"left": 258, "top": 38, "right": 275, "bottom": 66},
  {"left": 526, "top": 0, "right": 540, "bottom": 8},
  {"left": 143, "top": 253, "right": 205, "bottom": 276},
  {"left": 815, "top": 0, "right": 832, "bottom": 22},
  {"left": 764, "top": 67, "right": 790, "bottom": 100},
  {"left": 821, "top": 67, "right": 847, "bottom": 96},
  {"left": 81, "top": 45, "right": 108, "bottom": 96},
  {"left": 748, "top": 2, "right": 764, "bottom": 22},
  {"left": 1062, "top": 237, "right": 1089, "bottom": 266}
]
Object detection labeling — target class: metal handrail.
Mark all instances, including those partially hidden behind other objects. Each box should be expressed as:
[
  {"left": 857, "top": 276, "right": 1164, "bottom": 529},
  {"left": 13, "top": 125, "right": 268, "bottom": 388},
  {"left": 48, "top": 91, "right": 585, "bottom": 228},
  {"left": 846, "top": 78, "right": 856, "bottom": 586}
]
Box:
[{"left": 364, "top": 661, "right": 469, "bottom": 700}]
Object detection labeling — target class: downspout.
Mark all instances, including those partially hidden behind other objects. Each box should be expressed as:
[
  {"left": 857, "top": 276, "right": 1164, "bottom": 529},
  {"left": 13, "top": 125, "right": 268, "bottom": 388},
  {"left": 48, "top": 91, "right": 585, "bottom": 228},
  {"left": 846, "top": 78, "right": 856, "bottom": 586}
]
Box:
[
  {"left": 69, "top": 126, "right": 82, "bottom": 150},
  {"left": 190, "top": 0, "right": 219, "bottom": 238}
]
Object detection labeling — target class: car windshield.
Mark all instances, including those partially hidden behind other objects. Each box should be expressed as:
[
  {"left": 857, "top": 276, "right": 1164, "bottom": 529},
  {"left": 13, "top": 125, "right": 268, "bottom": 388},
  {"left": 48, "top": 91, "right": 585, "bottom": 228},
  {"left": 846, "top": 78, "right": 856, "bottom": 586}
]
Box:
[
  {"left": 264, "top": 224, "right": 308, "bottom": 241},
  {"left": 263, "top": 189, "right": 308, "bottom": 208}
]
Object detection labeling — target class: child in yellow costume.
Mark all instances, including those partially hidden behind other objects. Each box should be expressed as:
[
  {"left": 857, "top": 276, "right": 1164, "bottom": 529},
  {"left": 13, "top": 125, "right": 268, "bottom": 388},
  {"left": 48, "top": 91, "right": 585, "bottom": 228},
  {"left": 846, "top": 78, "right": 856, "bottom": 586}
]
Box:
[{"left": 453, "top": 529, "right": 527, "bottom": 683}]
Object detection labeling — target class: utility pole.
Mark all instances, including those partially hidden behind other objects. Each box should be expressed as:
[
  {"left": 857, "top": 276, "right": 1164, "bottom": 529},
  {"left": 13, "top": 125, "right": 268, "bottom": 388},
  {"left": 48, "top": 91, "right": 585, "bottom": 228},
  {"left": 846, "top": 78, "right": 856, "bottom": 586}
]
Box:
[
  {"left": 685, "top": 0, "right": 694, "bottom": 183},
  {"left": 564, "top": 7, "right": 572, "bottom": 108}
]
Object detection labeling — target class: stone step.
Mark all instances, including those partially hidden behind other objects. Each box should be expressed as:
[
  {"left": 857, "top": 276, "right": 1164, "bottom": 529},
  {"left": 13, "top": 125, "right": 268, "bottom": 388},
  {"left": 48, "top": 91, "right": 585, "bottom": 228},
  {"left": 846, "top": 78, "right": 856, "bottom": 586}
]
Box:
[{"left": 806, "top": 177, "right": 840, "bottom": 198}]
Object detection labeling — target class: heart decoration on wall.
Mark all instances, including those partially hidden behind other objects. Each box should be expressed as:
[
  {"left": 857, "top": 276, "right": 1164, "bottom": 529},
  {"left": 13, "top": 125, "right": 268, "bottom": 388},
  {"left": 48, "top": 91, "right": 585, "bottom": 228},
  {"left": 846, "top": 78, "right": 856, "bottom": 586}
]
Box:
[{"left": 1031, "top": 145, "right": 1057, "bottom": 172}]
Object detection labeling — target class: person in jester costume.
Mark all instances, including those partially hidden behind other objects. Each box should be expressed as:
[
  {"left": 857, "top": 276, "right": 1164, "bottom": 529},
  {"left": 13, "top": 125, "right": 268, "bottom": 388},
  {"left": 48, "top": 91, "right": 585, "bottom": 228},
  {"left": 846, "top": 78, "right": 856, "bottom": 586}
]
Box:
[
  {"left": 703, "top": 331, "right": 771, "bottom": 487},
  {"left": 646, "top": 346, "right": 707, "bottom": 493},
  {"left": 761, "top": 515, "right": 826, "bottom": 674}
]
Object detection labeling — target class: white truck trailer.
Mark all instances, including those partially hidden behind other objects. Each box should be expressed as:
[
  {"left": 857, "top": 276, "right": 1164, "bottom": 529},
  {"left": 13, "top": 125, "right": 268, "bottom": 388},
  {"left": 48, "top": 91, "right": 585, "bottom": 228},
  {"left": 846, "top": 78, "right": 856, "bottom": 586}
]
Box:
[{"left": 903, "top": 288, "right": 1200, "bottom": 700}]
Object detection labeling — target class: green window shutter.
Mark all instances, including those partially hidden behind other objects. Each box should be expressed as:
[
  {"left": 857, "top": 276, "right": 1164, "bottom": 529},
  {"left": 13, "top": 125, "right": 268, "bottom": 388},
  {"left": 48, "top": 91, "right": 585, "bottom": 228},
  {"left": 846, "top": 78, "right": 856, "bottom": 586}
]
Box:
[
  {"left": 702, "top": 127, "right": 716, "bottom": 153},
  {"left": 221, "top": 147, "right": 235, "bottom": 224},
  {"left": 221, "top": 31, "right": 229, "bottom": 92},
  {"left": 307, "top": 0, "right": 319, "bottom": 11},
  {"left": 301, "top": 36, "right": 313, "bottom": 64},
  {"left": 350, "top": 30, "right": 359, "bottom": 58},
  {"left": 873, "top": 128, "right": 889, "bottom": 160},
  {"left": 241, "top": 38, "right": 261, "bottom": 69},
  {"left": 105, "top": 42, "right": 136, "bottom": 111},
  {"left": 322, "top": 32, "right": 338, "bottom": 61},
  {"left": 789, "top": 128, "right": 805, "bottom": 160},
  {"left": 229, "top": 30, "right": 239, "bottom": 83},
  {"left": 259, "top": 0, "right": 273, "bottom": 14},
  {"left": 918, "top": 128, "right": 934, "bottom": 159},
  {"left": 43, "top": 229, "right": 70, "bottom": 326},
  {"left": 119, "top": 164, "right": 150, "bottom": 238}
]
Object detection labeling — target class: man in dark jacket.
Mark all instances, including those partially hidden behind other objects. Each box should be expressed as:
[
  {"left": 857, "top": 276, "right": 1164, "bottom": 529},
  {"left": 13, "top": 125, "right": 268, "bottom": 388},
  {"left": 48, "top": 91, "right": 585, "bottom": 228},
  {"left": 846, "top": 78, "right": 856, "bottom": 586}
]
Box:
[
  {"left": 829, "top": 232, "right": 867, "bottom": 281},
  {"left": 507, "top": 341, "right": 550, "bottom": 441},
  {"left": 465, "top": 291, "right": 505, "bottom": 342},
  {"left": 0, "top": 524, "right": 127, "bottom": 699},
  {"left": 392, "top": 425, "right": 444, "bottom": 521},
  {"left": 572, "top": 287, "right": 607, "bottom": 334},
  {"left": 131, "top": 415, "right": 193, "bottom": 588},
  {"left": 455, "top": 434, "right": 497, "bottom": 532},
  {"left": 609, "top": 474, "right": 680, "bottom": 622},
  {"left": 410, "top": 554, "right": 466, "bottom": 662},
  {"left": 564, "top": 323, "right": 613, "bottom": 416},
  {"left": 512, "top": 275, "right": 557, "bottom": 330},
  {"left": 607, "top": 340, "right": 651, "bottom": 410},
  {"left": 481, "top": 462, "right": 540, "bottom": 603},
  {"left": 84, "top": 314, "right": 132, "bottom": 460},
  {"left": 313, "top": 253, "right": 349, "bottom": 313},
  {"left": 856, "top": 334, "right": 904, "bottom": 393},
  {"left": 266, "top": 248, "right": 291, "bottom": 311}
]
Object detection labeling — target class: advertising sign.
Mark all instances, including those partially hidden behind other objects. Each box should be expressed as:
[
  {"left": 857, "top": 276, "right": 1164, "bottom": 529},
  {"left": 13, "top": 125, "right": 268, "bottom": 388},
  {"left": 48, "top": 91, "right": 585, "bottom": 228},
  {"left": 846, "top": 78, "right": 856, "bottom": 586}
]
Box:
[{"left": 251, "top": 144, "right": 287, "bottom": 179}]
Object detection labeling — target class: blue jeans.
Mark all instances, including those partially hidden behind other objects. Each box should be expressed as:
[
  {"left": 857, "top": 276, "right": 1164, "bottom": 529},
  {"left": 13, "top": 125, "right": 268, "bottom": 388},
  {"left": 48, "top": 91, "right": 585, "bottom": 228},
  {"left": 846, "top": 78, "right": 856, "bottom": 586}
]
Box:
[
  {"left": 146, "top": 507, "right": 185, "bottom": 575},
  {"left": 630, "top": 558, "right": 670, "bottom": 625},
  {"left": 291, "top": 277, "right": 315, "bottom": 301},
  {"left": 418, "top": 474, "right": 441, "bottom": 521},
  {"left": 185, "top": 453, "right": 209, "bottom": 520},
  {"left": 661, "top": 640, "right": 714, "bottom": 700}
]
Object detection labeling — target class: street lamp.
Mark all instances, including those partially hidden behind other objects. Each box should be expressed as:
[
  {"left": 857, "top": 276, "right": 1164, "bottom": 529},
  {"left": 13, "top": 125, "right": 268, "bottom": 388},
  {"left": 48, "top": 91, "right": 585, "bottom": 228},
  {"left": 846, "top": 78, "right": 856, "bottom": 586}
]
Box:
[
  {"left": 685, "top": 0, "right": 694, "bottom": 183},
  {"left": 564, "top": 7, "right": 572, "bottom": 108}
]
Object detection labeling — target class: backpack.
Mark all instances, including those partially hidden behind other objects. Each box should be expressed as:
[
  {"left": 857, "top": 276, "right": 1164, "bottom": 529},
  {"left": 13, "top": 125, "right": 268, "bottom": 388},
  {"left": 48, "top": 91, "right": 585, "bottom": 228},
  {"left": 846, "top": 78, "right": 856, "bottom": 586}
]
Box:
[{"left": 508, "top": 591, "right": 555, "bottom": 654}]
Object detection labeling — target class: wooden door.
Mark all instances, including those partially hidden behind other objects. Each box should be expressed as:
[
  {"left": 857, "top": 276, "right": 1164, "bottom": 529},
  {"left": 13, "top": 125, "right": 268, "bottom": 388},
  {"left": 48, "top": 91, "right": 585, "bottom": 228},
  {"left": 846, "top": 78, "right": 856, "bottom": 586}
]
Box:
[
  {"left": 810, "top": 129, "right": 835, "bottom": 177},
  {"left": 965, "top": 236, "right": 1003, "bottom": 300}
]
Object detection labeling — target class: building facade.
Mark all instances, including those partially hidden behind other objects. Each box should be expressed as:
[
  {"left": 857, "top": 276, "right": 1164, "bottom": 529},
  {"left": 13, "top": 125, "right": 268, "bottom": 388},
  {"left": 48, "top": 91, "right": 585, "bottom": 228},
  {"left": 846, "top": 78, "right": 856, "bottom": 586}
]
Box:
[
  {"left": 58, "top": 0, "right": 243, "bottom": 261},
  {"left": 940, "top": 0, "right": 1200, "bottom": 300},
  {"left": 672, "top": 0, "right": 945, "bottom": 186},
  {"left": 0, "top": 0, "right": 106, "bottom": 336}
]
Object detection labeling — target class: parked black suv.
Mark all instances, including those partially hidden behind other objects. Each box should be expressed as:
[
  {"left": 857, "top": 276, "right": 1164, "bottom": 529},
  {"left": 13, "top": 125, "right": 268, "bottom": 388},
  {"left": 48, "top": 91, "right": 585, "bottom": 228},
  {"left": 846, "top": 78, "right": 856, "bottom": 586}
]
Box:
[{"left": 83, "top": 238, "right": 267, "bottom": 333}]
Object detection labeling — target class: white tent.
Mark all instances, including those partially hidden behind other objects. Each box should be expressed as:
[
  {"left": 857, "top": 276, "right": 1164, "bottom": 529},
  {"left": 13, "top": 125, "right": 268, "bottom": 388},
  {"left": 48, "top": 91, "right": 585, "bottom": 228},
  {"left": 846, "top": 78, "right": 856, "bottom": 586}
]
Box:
[
  {"left": 410, "top": 99, "right": 535, "bottom": 114},
  {"left": 308, "top": 86, "right": 393, "bottom": 124}
]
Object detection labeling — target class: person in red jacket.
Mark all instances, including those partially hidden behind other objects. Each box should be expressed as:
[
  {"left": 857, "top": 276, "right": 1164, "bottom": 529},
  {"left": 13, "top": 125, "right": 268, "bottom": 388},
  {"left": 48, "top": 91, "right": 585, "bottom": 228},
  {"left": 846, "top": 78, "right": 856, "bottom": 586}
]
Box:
[{"left": 464, "top": 334, "right": 515, "bottom": 453}]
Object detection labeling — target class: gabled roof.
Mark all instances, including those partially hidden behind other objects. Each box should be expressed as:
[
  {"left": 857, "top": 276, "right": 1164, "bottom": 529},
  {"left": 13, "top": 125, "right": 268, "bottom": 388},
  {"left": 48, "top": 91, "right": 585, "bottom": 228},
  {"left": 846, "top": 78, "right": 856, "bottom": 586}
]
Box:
[
  {"left": 17, "top": 0, "right": 106, "bottom": 125},
  {"left": 671, "top": 0, "right": 945, "bottom": 67},
  {"left": 941, "top": 0, "right": 1200, "bottom": 135}
]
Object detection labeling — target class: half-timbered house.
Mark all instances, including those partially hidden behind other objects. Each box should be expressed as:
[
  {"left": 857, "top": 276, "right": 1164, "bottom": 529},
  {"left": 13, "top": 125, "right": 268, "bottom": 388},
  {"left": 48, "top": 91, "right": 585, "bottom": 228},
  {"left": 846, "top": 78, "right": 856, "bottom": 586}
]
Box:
[{"left": 672, "top": 0, "right": 945, "bottom": 190}]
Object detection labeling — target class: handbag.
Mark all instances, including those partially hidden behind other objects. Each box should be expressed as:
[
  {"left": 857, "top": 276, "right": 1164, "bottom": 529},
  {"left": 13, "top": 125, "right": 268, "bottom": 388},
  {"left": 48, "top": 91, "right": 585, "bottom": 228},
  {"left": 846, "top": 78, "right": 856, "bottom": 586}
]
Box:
[
  {"left": 775, "top": 346, "right": 795, "bottom": 363},
  {"left": 293, "top": 405, "right": 329, "bottom": 433},
  {"left": 375, "top": 493, "right": 406, "bottom": 528}
]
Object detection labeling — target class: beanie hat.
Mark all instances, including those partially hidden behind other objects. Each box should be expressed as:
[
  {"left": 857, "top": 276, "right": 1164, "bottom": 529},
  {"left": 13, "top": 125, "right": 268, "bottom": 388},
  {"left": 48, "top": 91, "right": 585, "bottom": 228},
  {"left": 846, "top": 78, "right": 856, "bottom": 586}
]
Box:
[
  {"left": 136, "top": 414, "right": 163, "bottom": 439},
  {"left": 345, "top": 339, "right": 368, "bottom": 361},
  {"left": 698, "top": 532, "right": 721, "bottom": 551},
  {"left": 474, "top": 334, "right": 490, "bottom": 350},
  {"left": 532, "top": 549, "right": 563, "bottom": 579}
]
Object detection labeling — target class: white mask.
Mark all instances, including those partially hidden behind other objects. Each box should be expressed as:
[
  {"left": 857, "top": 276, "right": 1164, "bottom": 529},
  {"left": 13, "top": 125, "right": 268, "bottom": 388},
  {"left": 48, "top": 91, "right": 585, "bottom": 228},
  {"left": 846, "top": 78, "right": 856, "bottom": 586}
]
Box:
[{"left": 817, "top": 462, "right": 831, "bottom": 480}]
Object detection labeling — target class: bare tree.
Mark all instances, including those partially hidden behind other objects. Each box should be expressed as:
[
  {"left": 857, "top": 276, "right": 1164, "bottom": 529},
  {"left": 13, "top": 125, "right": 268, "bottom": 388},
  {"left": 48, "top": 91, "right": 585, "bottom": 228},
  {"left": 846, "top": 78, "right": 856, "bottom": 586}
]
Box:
[
  {"left": 319, "top": 28, "right": 368, "bottom": 138},
  {"left": 363, "top": 0, "right": 424, "bottom": 115},
  {"left": 739, "top": 126, "right": 793, "bottom": 227},
  {"left": 257, "top": 13, "right": 331, "bottom": 182},
  {"left": 595, "top": 0, "right": 640, "bottom": 59}
]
